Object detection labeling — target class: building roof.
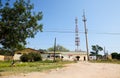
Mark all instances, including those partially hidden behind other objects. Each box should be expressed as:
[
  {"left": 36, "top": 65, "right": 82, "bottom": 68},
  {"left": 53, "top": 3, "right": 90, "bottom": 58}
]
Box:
[
  {"left": 16, "top": 48, "right": 40, "bottom": 54},
  {"left": 45, "top": 51, "right": 87, "bottom": 55},
  {"left": 61, "top": 51, "right": 87, "bottom": 55}
]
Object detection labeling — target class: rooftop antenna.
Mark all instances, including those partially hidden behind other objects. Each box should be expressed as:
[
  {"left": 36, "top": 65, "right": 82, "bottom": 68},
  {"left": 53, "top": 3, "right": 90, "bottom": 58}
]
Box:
[
  {"left": 75, "top": 17, "right": 80, "bottom": 52},
  {"left": 82, "top": 10, "right": 89, "bottom": 60}
]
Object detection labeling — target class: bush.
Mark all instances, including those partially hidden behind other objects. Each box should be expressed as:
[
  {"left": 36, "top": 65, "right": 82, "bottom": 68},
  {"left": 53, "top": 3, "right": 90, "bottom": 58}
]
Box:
[
  {"left": 117, "top": 54, "right": 120, "bottom": 60},
  {"left": 20, "top": 52, "right": 42, "bottom": 62},
  {"left": 20, "top": 53, "right": 29, "bottom": 62},
  {"left": 111, "top": 52, "right": 120, "bottom": 60},
  {"left": 111, "top": 52, "right": 118, "bottom": 59},
  {"left": 32, "top": 52, "right": 42, "bottom": 61}
]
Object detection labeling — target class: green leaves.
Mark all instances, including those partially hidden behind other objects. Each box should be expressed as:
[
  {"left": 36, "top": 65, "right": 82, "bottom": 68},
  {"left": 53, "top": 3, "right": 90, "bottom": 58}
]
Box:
[
  {"left": 20, "top": 52, "right": 42, "bottom": 62},
  {"left": 48, "top": 45, "right": 69, "bottom": 52},
  {"left": 0, "top": 0, "right": 43, "bottom": 52},
  {"left": 91, "top": 45, "right": 103, "bottom": 60},
  {"left": 92, "top": 45, "right": 103, "bottom": 54}
]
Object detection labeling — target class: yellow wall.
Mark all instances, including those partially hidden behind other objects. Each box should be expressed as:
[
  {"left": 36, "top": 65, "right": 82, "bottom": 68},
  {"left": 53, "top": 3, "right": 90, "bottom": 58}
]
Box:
[{"left": 0, "top": 55, "right": 4, "bottom": 61}]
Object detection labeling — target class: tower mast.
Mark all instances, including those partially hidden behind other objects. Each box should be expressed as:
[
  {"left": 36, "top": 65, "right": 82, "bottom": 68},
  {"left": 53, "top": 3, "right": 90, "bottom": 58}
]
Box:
[
  {"left": 75, "top": 17, "right": 80, "bottom": 52},
  {"left": 82, "top": 11, "right": 89, "bottom": 60}
]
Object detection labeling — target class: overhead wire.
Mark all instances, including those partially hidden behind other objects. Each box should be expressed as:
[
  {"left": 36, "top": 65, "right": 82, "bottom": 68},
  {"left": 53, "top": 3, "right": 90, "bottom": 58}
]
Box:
[{"left": 43, "top": 30, "right": 120, "bottom": 35}]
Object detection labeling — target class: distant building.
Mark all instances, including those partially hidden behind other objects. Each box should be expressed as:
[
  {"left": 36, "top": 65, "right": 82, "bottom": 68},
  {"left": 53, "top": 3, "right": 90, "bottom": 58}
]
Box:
[
  {"left": 107, "top": 55, "right": 112, "bottom": 59},
  {"left": 0, "top": 55, "right": 13, "bottom": 61},
  {"left": 13, "top": 48, "right": 88, "bottom": 61},
  {"left": 14, "top": 48, "right": 40, "bottom": 60},
  {"left": 0, "top": 55, "right": 4, "bottom": 61},
  {"left": 89, "top": 55, "right": 96, "bottom": 60},
  {"left": 41, "top": 52, "right": 61, "bottom": 60},
  {"left": 60, "top": 51, "right": 88, "bottom": 61},
  {"left": 42, "top": 51, "right": 88, "bottom": 61}
]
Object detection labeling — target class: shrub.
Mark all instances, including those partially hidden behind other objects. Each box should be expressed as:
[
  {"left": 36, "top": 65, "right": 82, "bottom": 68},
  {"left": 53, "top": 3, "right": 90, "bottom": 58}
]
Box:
[
  {"left": 117, "top": 54, "right": 120, "bottom": 60},
  {"left": 28, "top": 52, "right": 35, "bottom": 62},
  {"left": 32, "top": 52, "right": 42, "bottom": 61},
  {"left": 111, "top": 52, "right": 118, "bottom": 59},
  {"left": 20, "top": 52, "right": 42, "bottom": 62},
  {"left": 20, "top": 53, "right": 29, "bottom": 62}
]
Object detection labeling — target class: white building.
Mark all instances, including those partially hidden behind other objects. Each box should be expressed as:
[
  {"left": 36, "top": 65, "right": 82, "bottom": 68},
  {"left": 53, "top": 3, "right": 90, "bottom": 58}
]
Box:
[
  {"left": 42, "top": 51, "right": 88, "bottom": 61},
  {"left": 60, "top": 51, "right": 88, "bottom": 61},
  {"left": 13, "top": 48, "right": 88, "bottom": 61}
]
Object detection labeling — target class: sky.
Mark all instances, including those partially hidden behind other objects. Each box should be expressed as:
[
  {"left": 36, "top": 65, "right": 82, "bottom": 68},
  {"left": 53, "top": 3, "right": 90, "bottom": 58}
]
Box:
[{"left": 5, "top": 0, "right": 120, "bottom": 54}]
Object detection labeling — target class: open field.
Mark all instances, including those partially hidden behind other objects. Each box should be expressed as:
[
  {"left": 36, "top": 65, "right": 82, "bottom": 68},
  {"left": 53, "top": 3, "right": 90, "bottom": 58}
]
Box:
[
  {"left": 1, "top": 61, "right": 120, "bottom": 78},
  {"left": 0, "top": 60, "right": 74, "bottom": 76},
  {"left": 90, "top": 59, "right": 120, "bottom": 64}
]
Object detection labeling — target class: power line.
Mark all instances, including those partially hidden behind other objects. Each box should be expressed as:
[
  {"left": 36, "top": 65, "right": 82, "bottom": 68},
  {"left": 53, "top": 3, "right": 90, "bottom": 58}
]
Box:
[
  {"left": 43, "top": 30, "right": 75, "bottom": 33},
  {"left": 43, "top": 30, "right": 120, "bottom": 35},
  {"left": 96, "top": 33, "right": 120, "bottom": 35}
]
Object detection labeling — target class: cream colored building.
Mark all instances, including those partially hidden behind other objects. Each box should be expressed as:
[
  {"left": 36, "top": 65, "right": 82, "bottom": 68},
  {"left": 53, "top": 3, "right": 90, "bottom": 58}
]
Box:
[
  {"left": 13, "top": 48, "right": 88, "bottom": 61},
  {"left": 14, "top": 48, "right": 41, "bottom": 60},
  {"left": 60, "top": 51, "right": 88, "bottom": 61},
  {"left": 0, "top": 55, "right": 13, "bottom": 61},
  {"left": 42, "top": 51, "right": 88, "bottom": 61}
]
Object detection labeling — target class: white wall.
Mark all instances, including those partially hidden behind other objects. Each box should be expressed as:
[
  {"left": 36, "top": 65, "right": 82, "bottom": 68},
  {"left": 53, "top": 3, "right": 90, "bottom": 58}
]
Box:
[{"left": 14, "top": 54, "right": 22, "bottom": 60}]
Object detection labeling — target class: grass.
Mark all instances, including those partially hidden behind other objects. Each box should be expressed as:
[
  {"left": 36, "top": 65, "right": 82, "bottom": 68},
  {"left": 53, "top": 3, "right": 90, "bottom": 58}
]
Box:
[
  {"left": 90, "top": 59, "right": 120, "bottom": 64},
  {"left": 0, "top": 60, "right": 74, "bottom": 76}
]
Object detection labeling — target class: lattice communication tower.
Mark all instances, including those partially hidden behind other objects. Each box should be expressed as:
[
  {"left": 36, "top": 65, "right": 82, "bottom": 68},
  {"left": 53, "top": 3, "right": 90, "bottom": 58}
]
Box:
[{"left": 75, "top": 17, "right": 80, "bottom": 52}]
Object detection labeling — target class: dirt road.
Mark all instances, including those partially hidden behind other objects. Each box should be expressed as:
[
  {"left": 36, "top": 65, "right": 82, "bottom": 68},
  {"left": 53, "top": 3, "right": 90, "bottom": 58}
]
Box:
[{"left": 1, "top": 62, "right": 120, "bottom": 78}]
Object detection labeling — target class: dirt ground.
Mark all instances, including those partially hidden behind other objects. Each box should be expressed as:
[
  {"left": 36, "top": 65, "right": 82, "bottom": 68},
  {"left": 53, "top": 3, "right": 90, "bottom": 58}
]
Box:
[{"left": 1, "top": 62, "right": 120, "bottom": 78}]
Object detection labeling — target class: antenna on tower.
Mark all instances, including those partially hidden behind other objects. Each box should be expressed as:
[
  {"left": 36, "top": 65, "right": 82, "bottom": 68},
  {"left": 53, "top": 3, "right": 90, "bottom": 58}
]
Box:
[{"left": 75, "top": 17, "right": 80, "bottom": 52}]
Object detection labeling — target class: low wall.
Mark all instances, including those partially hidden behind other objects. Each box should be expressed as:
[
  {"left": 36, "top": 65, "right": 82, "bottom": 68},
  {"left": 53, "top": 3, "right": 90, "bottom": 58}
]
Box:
[{"left": 0, "top": 55, "right": 4, "bottom": 61}]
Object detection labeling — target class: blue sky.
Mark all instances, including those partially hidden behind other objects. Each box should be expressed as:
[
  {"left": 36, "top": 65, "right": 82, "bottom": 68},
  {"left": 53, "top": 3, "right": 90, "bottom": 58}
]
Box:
[{"left": 23, "top": 0, "right": 120, "bottom": 53}]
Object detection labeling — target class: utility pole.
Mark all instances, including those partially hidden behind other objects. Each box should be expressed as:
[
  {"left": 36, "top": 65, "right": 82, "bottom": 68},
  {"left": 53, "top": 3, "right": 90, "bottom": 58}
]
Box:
[
  {"left": 104, "top": 46, "right": 105, "bottom": 54},
  {"left": 104, "top": 46, "right": 106, "bottom": 59},
  {"left": 82, "top": 11, "right": 89, "bottom": 61},
  {"left": 53, "top": 37, "right": 56, "bottom": 62}
]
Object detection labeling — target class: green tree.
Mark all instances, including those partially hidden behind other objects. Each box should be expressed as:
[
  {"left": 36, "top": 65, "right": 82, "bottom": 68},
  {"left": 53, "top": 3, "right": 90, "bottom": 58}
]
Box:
[
  {"left": 91, "top": 45, "right": 103, "bottom": 60},
  {"left": 0, "top": 0, "right": 43, "bottom": 56},
  {"left": 20, "top": 52, "right": 42, "bottom": 62},
  {"left": 111, "top": 52, "right": 118, "bottom": 59},
  {"left": 111, "top": 52, "right": 120, "bottom": 60},
  {"left": 117, "top": 54, "right": 120, "bottom": 60},
  {"left": 39, "top": 49, "right": 47, "bottom": 53},
  {"left": 48, "top": 45, "right": 69, "bottom": 52},
  {"left": 20, "top": 53, "right": 29, "bottom": 62}
]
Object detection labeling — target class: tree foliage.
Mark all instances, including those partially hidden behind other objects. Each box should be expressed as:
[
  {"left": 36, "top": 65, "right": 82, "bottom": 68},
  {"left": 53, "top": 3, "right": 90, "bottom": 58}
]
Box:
[
  {"left": 39, "top": 49, "right": 47, "bottom": 53},
  {"left": 111, "top": 52, "right": 120, "bottom": 60},
  {"left": 0, "top": 0, "right": 43, "bottom": 53},
  {"left": 90, "top": 45, "right": 103, "bottom": 60},
  {"left": 0, "top": 49, "right": 12, "bottom": 56},
  {"left": 48, "top": 45, "right": 69, "bottom": 52},
  {"left": 20, "top": 52, "right": 42, "bottom": 62}
]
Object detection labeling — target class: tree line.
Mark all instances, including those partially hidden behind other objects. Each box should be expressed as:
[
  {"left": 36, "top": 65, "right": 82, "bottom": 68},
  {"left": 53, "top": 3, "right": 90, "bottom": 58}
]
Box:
[{"left": 111, "top": 52, "right": 120, "bottom": 60}]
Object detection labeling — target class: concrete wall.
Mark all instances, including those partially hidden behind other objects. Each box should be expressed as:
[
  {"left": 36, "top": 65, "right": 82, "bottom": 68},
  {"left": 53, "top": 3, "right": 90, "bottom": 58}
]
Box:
[
  {"left": 13, "top": 51, "right": 88, "bottom": 61},
  {"left": 0, "top": 55, "right": 13, "bottom": 61},
  {"left": 0, "top": 55, "right": 4, "bottom": 61},
  {"left": 60, "top": 52, "right": 88, "bottom": 61},
  {"left": 14, "top": 54, "right": 22, "bottom": 60},
  {"left": 4, "top": 56, "right": 13, "bottom": 61},
  {"left": 89, "top": 56, "right": 96, "bottom": 60}
]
